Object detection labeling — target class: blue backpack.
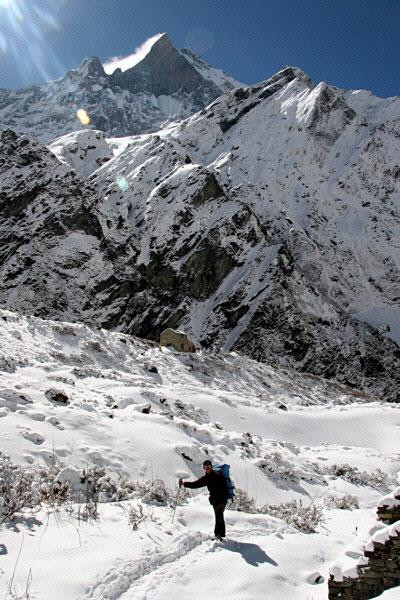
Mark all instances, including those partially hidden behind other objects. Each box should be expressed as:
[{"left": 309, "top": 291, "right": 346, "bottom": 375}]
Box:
[{"left": 214, "top": 463, "right": 235, "bottom": 501}]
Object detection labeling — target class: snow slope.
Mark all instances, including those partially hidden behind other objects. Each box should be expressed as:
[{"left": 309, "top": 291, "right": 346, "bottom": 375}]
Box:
[
  {"left": 0, "top": 310, "right": 399, "bottom": 599},
  {"left": 180, "top": 48, "right": 243, "bottom": 92},
  {"left": 47, "top": 130, "right": 113, "bottom": 177},
  {"left": 88, "top": 66, "right": 400, "bottom": 399}
]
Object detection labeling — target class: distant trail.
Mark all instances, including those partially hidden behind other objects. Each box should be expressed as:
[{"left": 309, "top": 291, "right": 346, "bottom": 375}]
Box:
[{"left": 83, "top": 531, "right": 210, "bottom": 600}]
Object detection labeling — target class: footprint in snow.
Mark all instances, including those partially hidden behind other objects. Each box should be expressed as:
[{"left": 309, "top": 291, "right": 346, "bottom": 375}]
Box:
[
  {"left": 46, "top": 415, "right": 64, "bottom": 429},
  {"left": 20, "top": 429, "right": 45, "bottom": 445},
  {"left": 27, "top": 411, "right": 46, "bottom": 422},
  {"left": 84, "top": 532, "right": 209, "bottom": 600}
]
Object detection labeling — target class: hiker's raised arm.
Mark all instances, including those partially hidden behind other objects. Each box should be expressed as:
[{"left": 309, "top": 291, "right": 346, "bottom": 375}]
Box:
[{"left": 182, "top": 475, "right": 207, "bottom": 489}]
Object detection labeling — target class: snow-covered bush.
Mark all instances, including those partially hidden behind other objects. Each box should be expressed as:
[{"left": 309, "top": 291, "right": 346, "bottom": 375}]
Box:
[
  {"left": 328, "top": 464, "right": 389, "bottom": 488},
  {"left": 325, "top": 494, "right": 359, "bottom": 510},
  {"left": 229, "top": 488, "right": 257, "bottom": 513},
  {"left": 261, "top": 499, "right": 324, "bottom": 533},
  {"left": 0, "top": 453, "right": 175, "bottom": 526},
  {"left": 95, "top": 473, "right": 173, "bottom": 505},
  {"left": 0, "top": 454, "right": 69, "bottom": 524},
  {"left": 257, "top": 450, "right": 299, "bottom": 483},
  {"left": 77, "top": 499, "right": 98, "bottom": 521},
  {"left": 131, "top": 478, "right": 172, "bottom": 504},
  {"left": 173, "top": 399, "right": 210, "bottom": 424},
  {"left": 127, "top": 502, "right": 147, "bottom": 530}
]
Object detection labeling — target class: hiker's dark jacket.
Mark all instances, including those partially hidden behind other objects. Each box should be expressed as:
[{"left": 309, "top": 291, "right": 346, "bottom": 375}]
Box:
[{"left": 183, "top": 470, "right": 228, "bottom": 505}]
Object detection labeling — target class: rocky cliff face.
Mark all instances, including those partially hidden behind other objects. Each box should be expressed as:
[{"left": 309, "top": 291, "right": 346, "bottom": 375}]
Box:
[
  {"left": 109, "top": 34, "right": 220, "bottom": 98},
  {"left": 0, "top": 129, "right": 108, "bottom": 320},
  {"left": 0, "top": 34, "right": 240, "bottom": 143},
  {"left": 1, "top": 65, "right": 400, "bottom": 401}
]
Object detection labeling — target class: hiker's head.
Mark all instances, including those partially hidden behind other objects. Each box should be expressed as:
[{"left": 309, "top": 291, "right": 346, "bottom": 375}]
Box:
[{"left": 203, "top": 460, "right": 213, "bottom": 474}]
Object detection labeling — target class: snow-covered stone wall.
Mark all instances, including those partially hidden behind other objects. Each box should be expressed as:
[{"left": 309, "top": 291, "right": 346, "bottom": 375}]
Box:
[
  {"left": 377, "top": 487, "right": 400, "bottom": 524},
  {"left": 329, "top": 519, "right": 400, "bottom": 599}
]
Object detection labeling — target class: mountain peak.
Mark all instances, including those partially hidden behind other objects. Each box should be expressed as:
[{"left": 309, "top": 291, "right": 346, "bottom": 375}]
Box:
[
  {"left": 103, "top": 33, "right": 167, "bottom": 75},
  {"left": 109, "top": 32, "right": 221, "bottom": 98},
  {"left": 0, "top": 34, "right": 241, "bottom": 141},
  {"left": 150, "top": 32, "right": 171, "bottom": 48},
  {"left": 265, "top": 65, "right": 312, "bottom": 87},
  {"left": 78, "top": 56, "right": 106, "bottom": 78}
]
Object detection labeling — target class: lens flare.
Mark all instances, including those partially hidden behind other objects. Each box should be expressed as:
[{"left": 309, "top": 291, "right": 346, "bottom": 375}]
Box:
[
  {"left": 76, "top": 108, "right": 90, "bottom": 126},
  {"left": 116, "top": 175, "right": 129, "bottom": 193},
  {"left": 0, "top": 0, "right": 65, "bottom": 85}
]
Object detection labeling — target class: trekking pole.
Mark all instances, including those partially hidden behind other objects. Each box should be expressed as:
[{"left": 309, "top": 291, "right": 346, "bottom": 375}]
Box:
[{"left": 171, "top": 483, "right": 181, "bottom": 523}]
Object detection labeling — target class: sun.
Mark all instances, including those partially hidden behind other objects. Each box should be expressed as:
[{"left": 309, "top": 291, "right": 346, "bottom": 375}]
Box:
[
  {"left": 0, "top": 0, "right": 64, "bottom": 82},
  {"left": 0, "top": 0, "right": 16, "bottom": 9}
]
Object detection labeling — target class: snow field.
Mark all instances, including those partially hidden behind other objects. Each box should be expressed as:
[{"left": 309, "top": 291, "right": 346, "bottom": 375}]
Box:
[
  {"left": 1, "top": 497, "right": 391, "bottom": 600},
  {"left": 0, "top": 309, "right": 399, "bottom": 599}
]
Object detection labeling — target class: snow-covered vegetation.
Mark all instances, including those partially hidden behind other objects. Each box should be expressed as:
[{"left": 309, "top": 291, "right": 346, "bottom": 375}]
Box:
[{"left": 0, "top": 310, "right": 399, "bottom": 599}]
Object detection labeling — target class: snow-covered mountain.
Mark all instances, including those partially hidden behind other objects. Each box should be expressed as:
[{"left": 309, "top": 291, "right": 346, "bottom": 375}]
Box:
[
  {"left": 0, "top": 33, "right": 241, "bottom": 142},
  {"left": 1, "top": 64, "right": 400, "bottom": 400},
  {"left": 0, "top": 309, "right": 399, "bottom": 599}
]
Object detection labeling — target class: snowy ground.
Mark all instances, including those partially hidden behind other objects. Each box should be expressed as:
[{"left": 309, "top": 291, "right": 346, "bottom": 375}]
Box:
[{"left": 0, "top": 310, "right": 399, "bottom": 599}]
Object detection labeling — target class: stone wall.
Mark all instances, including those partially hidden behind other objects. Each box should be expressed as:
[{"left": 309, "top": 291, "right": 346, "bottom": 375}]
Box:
[
  {"left": 328, "top": 527, "right": 400, "bottom": 599},
  {"left": 377, "top": 490, "right": 400, "bottom": 524}
]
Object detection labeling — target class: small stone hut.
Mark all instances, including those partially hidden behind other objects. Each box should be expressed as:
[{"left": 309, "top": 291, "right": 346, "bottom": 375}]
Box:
[{"left": 160, "top": 328, "right": 196, "bottom": 353}]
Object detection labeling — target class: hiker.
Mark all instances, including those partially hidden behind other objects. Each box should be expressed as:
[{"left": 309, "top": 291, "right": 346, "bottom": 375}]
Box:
[{"left": 179, "top": 459, "right": 228, "bottom": 539}]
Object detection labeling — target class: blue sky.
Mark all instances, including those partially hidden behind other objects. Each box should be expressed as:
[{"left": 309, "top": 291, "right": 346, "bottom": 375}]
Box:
[{"left": 1, "top": 0, "right": 399, "bottom": 97}]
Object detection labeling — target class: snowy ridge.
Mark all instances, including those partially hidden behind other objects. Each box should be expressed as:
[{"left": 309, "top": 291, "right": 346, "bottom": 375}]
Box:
[
  {"left": 48, "top": 129, "right": 113, "bottom": 177},
  {"left": 87, "top": 66, "right": 400, "bottom": 399},
  {"left": 0, "top": 34, "right": 236, "bottom": 142},
  {"left": 179, "top": 47, "right": 242, "bottom": 92},
  {"left": 1, "top": 308, "right": 399, "bottom": 486}
]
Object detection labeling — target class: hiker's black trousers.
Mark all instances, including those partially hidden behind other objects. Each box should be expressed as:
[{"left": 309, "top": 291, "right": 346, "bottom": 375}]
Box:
[{"left": 213, "top": 502, "right": 227, "bottom": 537}]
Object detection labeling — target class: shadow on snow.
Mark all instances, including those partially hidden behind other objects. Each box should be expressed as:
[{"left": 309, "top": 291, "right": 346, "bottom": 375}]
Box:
[{"left": 221, "top": 540, "right": 278, "bottom": 567}]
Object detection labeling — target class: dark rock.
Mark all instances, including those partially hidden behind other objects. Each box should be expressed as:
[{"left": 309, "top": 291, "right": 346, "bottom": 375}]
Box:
[
  {"left": 45, "top": 388, "right": 70, "bottom": 405},
  {"left": 191, "top": 173, "right": 225, "bottom": 207}
]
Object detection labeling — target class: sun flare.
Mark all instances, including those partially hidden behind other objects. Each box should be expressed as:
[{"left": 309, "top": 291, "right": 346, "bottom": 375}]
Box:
[
  {"left": 0, "top": 0, "right": 64, "bottom": 82},
  {"left": 0, "top": 0, "right": 14, "bottom": 7}
]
